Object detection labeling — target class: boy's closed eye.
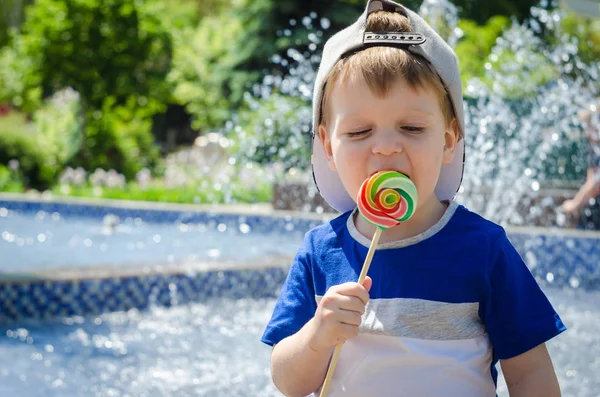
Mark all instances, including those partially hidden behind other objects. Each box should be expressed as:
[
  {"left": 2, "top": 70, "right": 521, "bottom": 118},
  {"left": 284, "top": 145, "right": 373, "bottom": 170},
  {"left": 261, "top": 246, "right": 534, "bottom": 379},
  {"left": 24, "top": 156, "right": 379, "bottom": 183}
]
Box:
[
  {"left": 400, "top": 125, "right": 425, "bottom": 133},
  {"left": 347, "top": 129, "right": 371, "bottom": 138}
]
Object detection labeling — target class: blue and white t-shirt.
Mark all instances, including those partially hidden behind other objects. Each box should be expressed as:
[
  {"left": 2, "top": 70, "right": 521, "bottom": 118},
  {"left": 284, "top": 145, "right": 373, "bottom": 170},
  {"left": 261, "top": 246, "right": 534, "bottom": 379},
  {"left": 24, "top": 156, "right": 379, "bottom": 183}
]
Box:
[{"left": 261, "top": 201, "right": 566, "bottom": 397}]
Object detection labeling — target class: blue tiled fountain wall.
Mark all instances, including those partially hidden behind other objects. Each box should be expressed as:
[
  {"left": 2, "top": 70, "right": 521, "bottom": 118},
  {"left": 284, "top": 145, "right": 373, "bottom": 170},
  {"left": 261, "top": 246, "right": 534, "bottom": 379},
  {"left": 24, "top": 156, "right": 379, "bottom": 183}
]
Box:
[{"left": 1, "top": 198, "right": 599, "bottom": 323}]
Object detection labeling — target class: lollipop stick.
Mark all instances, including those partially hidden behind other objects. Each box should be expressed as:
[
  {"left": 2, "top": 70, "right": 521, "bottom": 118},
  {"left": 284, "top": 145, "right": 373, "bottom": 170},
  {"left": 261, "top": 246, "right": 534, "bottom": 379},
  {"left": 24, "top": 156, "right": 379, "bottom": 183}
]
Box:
[
  {"left": 357, "top": 227, "right": 382, "bottom": 284},
  {"left": 319, "top": 227, "right": 382, "bottom": 397}
]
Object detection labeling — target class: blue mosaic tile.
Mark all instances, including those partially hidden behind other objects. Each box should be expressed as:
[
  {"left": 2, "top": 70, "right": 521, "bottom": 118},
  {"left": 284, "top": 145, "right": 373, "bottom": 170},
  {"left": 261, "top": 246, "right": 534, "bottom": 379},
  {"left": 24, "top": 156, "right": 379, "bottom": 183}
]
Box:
[
  {"left": 0, "top": 268, "right": 288, "bottom": 323},
  {"left": 509, "top": 232, "right": 600, "bottom": 290}
]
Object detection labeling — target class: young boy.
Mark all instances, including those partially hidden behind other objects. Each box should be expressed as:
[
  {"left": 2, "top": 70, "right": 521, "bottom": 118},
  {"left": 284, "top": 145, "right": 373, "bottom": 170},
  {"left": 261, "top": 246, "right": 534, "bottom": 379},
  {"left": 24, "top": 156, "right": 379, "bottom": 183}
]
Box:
[{"left": 261, "top": 1, "right": 566, "bottom": 396}]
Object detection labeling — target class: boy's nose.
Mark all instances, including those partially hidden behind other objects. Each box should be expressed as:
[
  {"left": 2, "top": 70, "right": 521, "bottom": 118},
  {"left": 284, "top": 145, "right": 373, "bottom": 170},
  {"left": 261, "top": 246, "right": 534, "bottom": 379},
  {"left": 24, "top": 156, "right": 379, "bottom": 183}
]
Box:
[{"left": 372, "top": 131, "right": 403, "bottom": 156}]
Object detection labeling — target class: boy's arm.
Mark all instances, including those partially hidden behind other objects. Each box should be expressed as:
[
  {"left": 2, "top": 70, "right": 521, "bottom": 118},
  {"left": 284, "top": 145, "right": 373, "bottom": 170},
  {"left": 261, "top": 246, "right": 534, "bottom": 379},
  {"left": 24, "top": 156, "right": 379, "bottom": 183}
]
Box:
[
  {"left": 271, "top": 318, "right": 332, "bottom": 397},
  {"left": 500, "top": 343, "right": 561, "bottom": 397},
  {"left": 270, "top": 278, "right": 371, "bottom": 397}
]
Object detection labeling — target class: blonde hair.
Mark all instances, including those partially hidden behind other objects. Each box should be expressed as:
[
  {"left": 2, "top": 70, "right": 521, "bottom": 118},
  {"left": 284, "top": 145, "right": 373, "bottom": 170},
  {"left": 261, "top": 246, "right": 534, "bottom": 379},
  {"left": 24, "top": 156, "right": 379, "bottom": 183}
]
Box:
[{"left": 320, "top": 11, "right": 458, "bottom": 136}]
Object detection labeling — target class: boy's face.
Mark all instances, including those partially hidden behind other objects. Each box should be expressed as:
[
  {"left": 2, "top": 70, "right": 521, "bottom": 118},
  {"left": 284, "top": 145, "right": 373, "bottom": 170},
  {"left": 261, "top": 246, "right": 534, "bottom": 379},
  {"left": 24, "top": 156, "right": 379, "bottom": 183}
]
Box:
[{"left": 318, "top": 76, "right": 459, "bottom": 210}]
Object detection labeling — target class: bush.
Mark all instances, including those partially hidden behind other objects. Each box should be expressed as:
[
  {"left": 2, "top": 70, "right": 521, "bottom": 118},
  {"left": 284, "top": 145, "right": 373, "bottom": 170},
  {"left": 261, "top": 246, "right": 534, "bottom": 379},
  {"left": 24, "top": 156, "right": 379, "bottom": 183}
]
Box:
[
  {"left": 1, "top": 0, "right": 172, "bottom": 177},
  {"left": 0, "top": 164, "right": 25, "bottom": 192},
  {"left": 8, "top": 0, "right": 172, "bottom": 110},
  {"left": 33, "top": 87, "right": 83, "bottom": 166},
  {"left": 73, "top": 96, "right": 161, "bottom": 180},
  {"left": 0, "top": 127, "right": 50, "bottom": 189},
  {"left": 0, "top": 89, "right": 82, "bottom": 190},
  {"left": 0, "top": 34, "right": 43, "bottom": 113},
  {"left": 167, "top": 0, "right": 270, "bottom": 131}
]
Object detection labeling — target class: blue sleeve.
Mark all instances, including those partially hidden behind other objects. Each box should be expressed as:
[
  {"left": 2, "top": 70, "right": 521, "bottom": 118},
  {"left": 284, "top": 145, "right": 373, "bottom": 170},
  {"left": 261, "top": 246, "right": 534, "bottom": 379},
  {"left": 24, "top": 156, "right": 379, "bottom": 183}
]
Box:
[
  {"left": 261, "top": 233, "right": 317, "bottom": 346},
  {"left": 482, "top": 232, "right": 566, "bottom": 360}
]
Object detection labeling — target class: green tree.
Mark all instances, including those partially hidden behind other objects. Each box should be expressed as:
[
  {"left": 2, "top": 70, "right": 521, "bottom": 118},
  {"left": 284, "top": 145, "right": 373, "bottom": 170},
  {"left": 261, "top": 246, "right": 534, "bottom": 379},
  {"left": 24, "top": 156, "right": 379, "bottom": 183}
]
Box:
[
  {"left": 454, "top": 16, "right": 511, "bottom": 93},
  {"left": 17, "top": 0, "right": 172, "bottom": 110},
  {"left": 168, "top": 0, "right": 270, "bottom": 131},
  {"left": 0, "top": 0, "right": 33, "bottom": 48},
  {"left": 0, "top": 0, "right": 173, "bottom": 178}
]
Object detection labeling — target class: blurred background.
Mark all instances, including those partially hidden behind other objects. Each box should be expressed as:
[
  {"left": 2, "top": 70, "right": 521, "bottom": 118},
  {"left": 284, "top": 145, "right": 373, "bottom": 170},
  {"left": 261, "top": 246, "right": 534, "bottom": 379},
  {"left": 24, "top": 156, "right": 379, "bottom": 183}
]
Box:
[
  {"left": 1, "top": 1, "right": 600, "bottom": 396},
  {"left": 0, "top": 0, "right": 599, "bottom": 228}
]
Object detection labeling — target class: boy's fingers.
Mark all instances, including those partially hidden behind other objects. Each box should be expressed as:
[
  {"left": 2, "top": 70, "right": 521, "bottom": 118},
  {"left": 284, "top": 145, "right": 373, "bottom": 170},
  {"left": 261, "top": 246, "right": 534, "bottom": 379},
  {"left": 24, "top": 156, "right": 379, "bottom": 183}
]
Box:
[
  {"left": 337, "top": 282, "right": 370, "bottom": 306},
  {"left": 320, "top": 293, "right": 365, "bottom": 315},
  {"left": 336, "top": 309, "right": 363, "bottom": 326},
  {"left": 336, "top": 296, "right": 366, "bottom": 315}
]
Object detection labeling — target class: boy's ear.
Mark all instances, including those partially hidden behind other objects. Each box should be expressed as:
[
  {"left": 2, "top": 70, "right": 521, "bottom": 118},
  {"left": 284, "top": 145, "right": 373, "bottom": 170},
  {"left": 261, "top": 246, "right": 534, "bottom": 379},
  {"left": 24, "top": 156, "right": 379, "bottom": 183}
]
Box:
[
  {"left": 442, "top": 119, "right": 459, "bottom": 165},
  {"left": 318, "top": 124, "right": 337, "bottom": 171}
]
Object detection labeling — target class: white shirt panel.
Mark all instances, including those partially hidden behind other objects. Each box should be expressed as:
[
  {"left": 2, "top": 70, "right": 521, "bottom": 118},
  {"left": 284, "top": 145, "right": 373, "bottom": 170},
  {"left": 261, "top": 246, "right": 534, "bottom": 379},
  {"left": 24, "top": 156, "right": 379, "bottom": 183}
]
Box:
[{"left": 316, "top": 333, "right": 496, "bottom": 397}]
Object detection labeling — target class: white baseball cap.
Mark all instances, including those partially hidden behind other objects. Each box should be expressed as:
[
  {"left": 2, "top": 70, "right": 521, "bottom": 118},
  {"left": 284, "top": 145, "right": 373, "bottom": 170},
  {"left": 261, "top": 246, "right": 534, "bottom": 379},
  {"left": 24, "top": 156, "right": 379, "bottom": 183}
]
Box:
[{"left": 311, "top": 0, "right": 465, "bottom": 213}]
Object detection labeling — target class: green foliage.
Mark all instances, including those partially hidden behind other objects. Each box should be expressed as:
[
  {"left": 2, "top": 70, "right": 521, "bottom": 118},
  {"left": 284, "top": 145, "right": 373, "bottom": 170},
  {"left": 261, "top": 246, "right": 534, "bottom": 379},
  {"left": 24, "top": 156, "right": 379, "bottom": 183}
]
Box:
[
  {"left": 33, "top": 87, "right": 83, "bottom": 167},
  {"left": 0, "top": 0, "right": 31, "bottom": 48},
  {"left": 0, "top": 164, "right": 12, "bottom": 191},
  {"left": 0, "top": 122, "right": 50, "bottom": 189},
  {"left": 0, "top": 0, "right": 173, "bottom": 178},
  {"left": 456, "top": 12, "right": 582, "bottom": 98},
  {"left": 0, "top": 110, "right": 29, "bottom": 133},
  {"left": 455, "top": 16, "right": 510, "bottom": 93},
  {"left": 0, "top": 90, "right": 82, "bottom": 189},
  {"left": 74, "top": 96, "right": 162, "bottom": 180},
  {"left": 0, "top": 164, "right": 25, "bottom": 192},
  {"left": 163, "top": 0, "right": 232, "bottom": 28},
  {"left": 162, "top": 0, "right": 201, "bottom": 29},
  {"left": 487, "top": 48, "right": 558, "bottom": 98},
  {"left": 11, "top": 0, "right": 173, "bottom": 110},
  {"left": 479, "top": 8, "right": 600, "bottom": 98},
  {"left": 168, "top": 0, "right": 270, "bottom": 131},
  {"left": 52, "top": 179, "right": 273, "bottom": 204},
  {"left": 0, "top": 33, "right": 43, "bottom": 112},
  {"left": 559, "top": 12, "right": 600, "bottom": 83}
]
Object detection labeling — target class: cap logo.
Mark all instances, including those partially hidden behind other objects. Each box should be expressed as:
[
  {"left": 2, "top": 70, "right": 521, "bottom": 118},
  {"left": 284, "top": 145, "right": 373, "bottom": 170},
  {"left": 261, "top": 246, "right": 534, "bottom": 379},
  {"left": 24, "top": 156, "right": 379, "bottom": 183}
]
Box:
[{"left": 363, "top": 32, "right": 426, "bottom": 46}]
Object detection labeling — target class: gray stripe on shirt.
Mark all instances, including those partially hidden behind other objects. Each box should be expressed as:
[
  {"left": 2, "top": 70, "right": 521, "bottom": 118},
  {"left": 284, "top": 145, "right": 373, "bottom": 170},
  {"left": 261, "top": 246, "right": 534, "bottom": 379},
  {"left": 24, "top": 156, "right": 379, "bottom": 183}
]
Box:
[{"left": 316, "top": 296, "right": 485, "bottom": 340}]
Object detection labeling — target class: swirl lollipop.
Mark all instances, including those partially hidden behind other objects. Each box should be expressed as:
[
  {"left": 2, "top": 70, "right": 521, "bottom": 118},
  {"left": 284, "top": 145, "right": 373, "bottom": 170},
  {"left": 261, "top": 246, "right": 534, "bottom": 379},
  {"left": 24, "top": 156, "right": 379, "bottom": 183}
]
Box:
[
  {"left": 358, "top": 170, "right": 417, "bottom": 228},
  {"left": 320, "top": 170, "right": 418, "bottom": 397}
]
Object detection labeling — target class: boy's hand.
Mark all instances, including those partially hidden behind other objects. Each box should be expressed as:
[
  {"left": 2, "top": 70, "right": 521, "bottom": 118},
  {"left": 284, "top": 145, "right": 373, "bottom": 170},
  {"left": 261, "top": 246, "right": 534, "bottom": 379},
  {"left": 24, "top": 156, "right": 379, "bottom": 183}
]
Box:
[{"left": 308, "top": 276, "right": 372, "bottom": 353}]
